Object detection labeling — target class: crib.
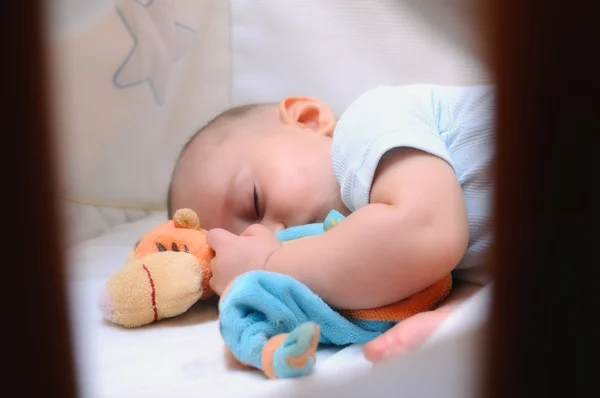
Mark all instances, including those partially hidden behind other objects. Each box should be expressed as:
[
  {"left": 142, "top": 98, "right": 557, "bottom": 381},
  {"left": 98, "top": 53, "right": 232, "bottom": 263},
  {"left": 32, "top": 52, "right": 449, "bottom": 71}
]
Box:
[{"left": 6, "top": 0, "right": 591, "bottom": 397}]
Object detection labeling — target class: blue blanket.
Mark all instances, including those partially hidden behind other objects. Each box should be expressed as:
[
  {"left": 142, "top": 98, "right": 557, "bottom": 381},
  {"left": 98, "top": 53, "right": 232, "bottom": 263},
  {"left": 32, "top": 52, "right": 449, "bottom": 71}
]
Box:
[{"left": 218, "top": 210, "right": 396, "bottom": 379}]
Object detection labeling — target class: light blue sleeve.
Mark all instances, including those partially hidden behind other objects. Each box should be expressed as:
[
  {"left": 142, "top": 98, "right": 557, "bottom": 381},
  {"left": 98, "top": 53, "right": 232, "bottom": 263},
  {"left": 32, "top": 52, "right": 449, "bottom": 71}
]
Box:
[{"left": 330, "top": 84, "right": 487, "bottom": 212}]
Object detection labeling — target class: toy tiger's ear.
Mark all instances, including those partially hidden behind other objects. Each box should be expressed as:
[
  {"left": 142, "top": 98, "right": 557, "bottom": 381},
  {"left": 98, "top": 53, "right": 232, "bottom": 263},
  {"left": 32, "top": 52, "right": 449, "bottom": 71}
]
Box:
[{"left": 173, "top": 208, "right": 201, "bottom": 230}]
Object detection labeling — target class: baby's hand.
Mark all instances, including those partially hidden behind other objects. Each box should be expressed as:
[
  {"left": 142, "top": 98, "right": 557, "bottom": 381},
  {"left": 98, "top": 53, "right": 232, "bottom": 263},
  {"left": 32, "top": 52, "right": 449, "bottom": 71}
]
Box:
[
  {"left": 207, "top": 224, "right": 282, "bottom": 295},
  {"left": 363, "top": 282, "right": 481, "bottom": 363}
]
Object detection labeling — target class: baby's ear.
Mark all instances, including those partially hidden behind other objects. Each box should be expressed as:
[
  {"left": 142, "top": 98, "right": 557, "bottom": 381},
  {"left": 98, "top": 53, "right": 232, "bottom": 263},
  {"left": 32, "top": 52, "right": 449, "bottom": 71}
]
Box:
[{"left": 279, "top": 96, "right": 336, "bottom": 137}]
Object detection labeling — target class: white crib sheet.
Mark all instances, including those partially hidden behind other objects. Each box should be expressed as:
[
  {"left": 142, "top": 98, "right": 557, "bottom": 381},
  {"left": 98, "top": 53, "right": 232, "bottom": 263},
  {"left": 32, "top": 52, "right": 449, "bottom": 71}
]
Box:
[{"left": 66, "top": 212, "right": 491, "bottom": 398}]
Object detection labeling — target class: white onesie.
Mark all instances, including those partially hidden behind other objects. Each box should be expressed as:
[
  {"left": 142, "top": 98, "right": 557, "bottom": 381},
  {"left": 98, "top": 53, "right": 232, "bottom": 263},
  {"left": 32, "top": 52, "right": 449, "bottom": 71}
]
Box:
[{"left": 331, "top": 84, "right": 495, "bottom": 284}]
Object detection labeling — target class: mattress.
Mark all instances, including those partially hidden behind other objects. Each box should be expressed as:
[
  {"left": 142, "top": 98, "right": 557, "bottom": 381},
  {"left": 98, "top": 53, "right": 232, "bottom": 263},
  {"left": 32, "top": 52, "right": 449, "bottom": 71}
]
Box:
[{"left": 66, "top": 212, "right": 491, "bottom": 398}]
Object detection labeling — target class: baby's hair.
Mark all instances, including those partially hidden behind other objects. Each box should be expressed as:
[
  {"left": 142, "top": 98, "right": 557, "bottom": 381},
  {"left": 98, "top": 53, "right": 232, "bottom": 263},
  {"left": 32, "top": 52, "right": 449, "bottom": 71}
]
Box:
[{"left": 166, "top": 103, "right": 275, "bottom": 218}]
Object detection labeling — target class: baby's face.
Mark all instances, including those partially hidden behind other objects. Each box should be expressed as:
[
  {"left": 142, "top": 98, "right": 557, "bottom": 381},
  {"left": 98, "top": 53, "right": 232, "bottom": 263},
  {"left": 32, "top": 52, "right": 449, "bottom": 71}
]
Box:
[{"left": 171, "top": 124, "right": 348, "bottom": 235}]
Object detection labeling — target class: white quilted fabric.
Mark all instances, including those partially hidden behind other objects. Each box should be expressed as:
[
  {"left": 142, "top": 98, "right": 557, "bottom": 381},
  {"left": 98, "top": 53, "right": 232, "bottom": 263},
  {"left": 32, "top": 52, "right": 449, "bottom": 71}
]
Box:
[
  {"left": 49, "top": 0, "right": 231, "bottom": 239},
  {"left": 229, "top": 0, "right": 488, "bottom": 115}
]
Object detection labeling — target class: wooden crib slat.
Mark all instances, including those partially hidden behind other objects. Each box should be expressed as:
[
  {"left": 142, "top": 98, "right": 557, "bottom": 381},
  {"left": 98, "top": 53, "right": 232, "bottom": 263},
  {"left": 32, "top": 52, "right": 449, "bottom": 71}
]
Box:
[
  {"left": 3, "top": 1, "right": 78, "bottom": 397},
  {"left": 483, "top": 0, "right": 595, "bottom": 397}
]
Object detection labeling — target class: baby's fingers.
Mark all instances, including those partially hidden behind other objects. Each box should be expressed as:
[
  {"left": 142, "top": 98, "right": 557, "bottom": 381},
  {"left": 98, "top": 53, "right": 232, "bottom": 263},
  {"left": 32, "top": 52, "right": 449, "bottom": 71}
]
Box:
[
  {"left": 209, "top": 273, "right": 225, "bottom": 296},
  {"left": 364, "top": 282, "right": 481, "bottom": 363},
  {"left": 208, "top": 257, "right": 224, "bottom": 294},
  {"left": 363, "top": 311, "right": 449, "bottom": 362},
  {"left": 207, "top": 228, "right": 236, "bottom": 250}
]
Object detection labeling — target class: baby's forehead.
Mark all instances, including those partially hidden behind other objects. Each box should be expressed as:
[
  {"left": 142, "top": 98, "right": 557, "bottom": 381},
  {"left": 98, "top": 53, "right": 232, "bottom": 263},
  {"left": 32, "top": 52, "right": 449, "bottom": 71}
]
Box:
[
  {"left": 192, "top": 130, "right": 243, "bottom": 163},
  {"left": 178, "top": 130, "right": 242, "bottom": 181},
  {"left": 177, "top": 113, "right": 275, "bottom": 187},
  {"left": 197, "top": 120, "right": 252, "bottom": 152}
]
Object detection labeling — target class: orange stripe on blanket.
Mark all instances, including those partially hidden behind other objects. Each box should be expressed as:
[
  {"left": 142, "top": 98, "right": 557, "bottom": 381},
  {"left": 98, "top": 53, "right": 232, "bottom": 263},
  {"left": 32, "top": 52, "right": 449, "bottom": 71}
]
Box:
[{"left": 338, "top": 274, "right": 453, "bottom": 321}]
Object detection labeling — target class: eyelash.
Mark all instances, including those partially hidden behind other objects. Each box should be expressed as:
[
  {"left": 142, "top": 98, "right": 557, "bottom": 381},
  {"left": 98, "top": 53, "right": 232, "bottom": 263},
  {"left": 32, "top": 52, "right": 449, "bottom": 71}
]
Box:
[{"left": 253, "top": 185, "right": 260, "bottom": 219}]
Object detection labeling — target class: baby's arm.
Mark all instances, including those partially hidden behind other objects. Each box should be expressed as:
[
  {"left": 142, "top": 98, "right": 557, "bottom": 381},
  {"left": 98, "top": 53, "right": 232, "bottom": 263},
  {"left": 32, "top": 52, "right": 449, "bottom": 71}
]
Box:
[{"left": 266, "top": 146, "right": 468, "bottom": 310}]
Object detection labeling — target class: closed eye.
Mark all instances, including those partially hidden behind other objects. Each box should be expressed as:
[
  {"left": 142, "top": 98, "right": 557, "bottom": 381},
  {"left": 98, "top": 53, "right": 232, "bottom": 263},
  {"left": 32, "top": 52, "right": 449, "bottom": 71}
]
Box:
[{"left": 253, "top": 185, "right": 260, "bottom": 220}]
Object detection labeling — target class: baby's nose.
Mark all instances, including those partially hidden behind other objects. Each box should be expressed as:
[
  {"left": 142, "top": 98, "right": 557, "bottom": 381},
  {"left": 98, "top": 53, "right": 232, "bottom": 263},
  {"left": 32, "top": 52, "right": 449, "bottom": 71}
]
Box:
[{"left": 97, "top": 287, "right": 114, "bottom": 321}]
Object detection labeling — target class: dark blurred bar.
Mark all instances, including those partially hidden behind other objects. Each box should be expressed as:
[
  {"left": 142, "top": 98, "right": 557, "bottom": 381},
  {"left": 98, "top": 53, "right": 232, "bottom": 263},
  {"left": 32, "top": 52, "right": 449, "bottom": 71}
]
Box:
[
  {"left": 3, "top": 1, "right": 78, "bottom": 397},
  {"left": 483, "top": 0, "right": 595, "bottom": 397}
]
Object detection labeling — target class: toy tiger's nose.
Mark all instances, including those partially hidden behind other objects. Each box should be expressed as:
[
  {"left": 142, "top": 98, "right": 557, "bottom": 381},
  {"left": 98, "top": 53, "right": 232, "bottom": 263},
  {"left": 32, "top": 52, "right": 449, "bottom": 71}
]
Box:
[{"left": 99, "top": 251, "right": 207, "bottom": 328}]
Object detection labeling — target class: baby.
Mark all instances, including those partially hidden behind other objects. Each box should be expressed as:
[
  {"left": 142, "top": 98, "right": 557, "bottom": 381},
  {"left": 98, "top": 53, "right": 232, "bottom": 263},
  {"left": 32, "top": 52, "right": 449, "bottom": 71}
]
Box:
[{"left": 168, "top": 84, "right": 494, "bottom": 362}]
